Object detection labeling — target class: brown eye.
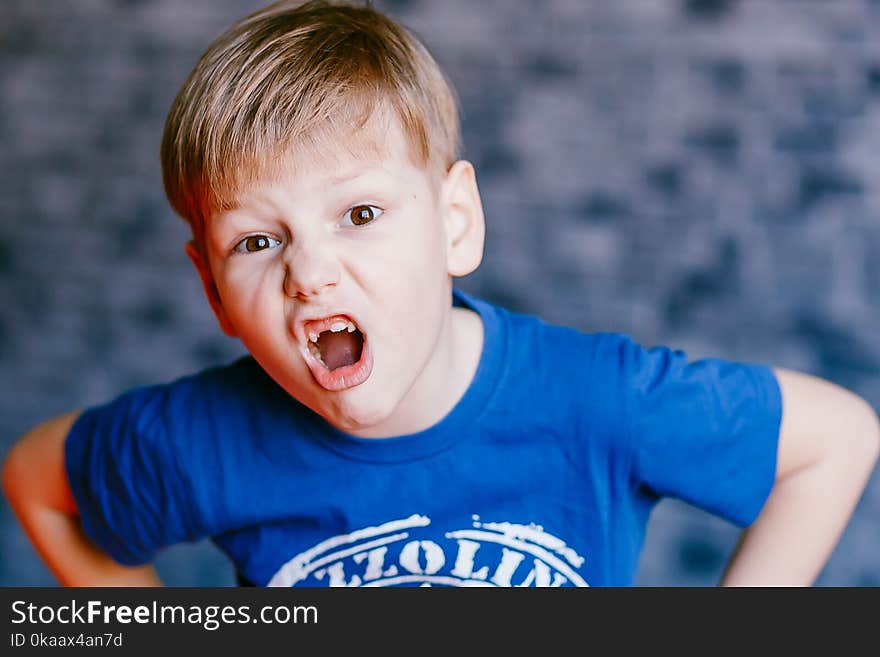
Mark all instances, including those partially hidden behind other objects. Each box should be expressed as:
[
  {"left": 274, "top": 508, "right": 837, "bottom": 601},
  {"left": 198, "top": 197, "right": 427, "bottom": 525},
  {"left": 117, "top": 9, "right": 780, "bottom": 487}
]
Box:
[
  {"left": 233, "top": 235, "right": 280, "bottom": 254},
  {"left": 246, "top": 236, "right": 270, "bottom": 251},
  {"left": 348, "top": 205, "right": 376, "bottom": 226}
]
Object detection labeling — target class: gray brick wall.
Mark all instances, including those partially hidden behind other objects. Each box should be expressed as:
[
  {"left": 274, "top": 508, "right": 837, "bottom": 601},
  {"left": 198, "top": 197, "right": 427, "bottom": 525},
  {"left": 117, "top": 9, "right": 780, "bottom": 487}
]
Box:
[{"left": 2, "top": 0, "right": 879, "bottom": 586}]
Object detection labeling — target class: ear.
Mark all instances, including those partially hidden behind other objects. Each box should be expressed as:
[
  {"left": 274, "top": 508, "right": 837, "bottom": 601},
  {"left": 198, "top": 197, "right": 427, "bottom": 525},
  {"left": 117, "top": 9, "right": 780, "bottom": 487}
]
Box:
[
  {"left": 184, "top": 240, "right": 238, "bottom": 337},
  {"left": 441, "top": 160, "right": 485, "bottom": 277}
]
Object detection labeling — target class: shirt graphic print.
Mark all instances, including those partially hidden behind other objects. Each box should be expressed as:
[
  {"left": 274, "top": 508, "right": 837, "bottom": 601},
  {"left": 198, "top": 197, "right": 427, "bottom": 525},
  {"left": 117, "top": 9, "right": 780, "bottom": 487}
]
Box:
[{"left": 267, "top": 515, "right": 589, "bottom": 587}]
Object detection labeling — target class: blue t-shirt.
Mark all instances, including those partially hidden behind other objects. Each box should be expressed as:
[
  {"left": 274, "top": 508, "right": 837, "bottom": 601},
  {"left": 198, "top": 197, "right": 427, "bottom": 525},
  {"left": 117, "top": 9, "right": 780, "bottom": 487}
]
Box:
[{"left": 65, "top": 289, "right": 782, "bottom": 586}]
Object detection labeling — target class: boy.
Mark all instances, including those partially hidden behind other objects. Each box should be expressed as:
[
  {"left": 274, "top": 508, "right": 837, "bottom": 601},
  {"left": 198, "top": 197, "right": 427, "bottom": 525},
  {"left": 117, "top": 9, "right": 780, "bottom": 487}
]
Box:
[{"left": 3, "top": 0, "right": 879, "bottom": 587}]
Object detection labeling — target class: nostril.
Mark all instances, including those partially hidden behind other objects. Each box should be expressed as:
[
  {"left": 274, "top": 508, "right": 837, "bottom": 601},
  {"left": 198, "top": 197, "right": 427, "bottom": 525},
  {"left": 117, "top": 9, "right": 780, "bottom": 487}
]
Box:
[{"left": 283, "top": 265, "right": 339, "bottom": 299}]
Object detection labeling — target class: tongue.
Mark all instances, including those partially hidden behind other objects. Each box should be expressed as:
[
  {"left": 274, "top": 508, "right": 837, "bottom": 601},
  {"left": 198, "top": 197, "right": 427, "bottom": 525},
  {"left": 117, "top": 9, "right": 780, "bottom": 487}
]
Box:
[{"left": 318, "top": 330, "right": 364, "bottom": 370}]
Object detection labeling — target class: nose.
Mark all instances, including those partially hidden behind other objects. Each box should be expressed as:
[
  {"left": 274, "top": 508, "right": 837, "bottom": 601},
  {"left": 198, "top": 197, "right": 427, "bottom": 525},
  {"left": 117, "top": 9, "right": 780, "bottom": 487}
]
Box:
[{"left": 282, "top": 243, "right": 341, "bottom": 300}]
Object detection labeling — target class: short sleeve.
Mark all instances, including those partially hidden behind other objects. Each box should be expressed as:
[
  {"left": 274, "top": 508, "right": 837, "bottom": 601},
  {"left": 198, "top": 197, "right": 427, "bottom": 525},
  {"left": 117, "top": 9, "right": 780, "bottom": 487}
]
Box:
[
  {"left": 65, "top": 385, "right": 198, "bottom": 566},
  {"left": 620, "top": 336, "right": 783, "bottom": 527}
]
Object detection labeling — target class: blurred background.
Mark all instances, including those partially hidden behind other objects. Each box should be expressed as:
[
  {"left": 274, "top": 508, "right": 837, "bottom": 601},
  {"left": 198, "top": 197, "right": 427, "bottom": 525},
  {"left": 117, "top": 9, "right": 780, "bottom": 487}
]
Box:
[{"left": 2, "top": 0, "right": 879, "bottom": 586}]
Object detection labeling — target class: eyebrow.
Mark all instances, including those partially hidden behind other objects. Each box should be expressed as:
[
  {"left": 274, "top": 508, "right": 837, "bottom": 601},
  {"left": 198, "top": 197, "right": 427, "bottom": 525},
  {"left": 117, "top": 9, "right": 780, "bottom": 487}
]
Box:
[
  {"left": 329, "top": 168, "right": 386, "bottom": 185},
  {"left": 218, "top": 165, "right": 392, "bottom": 217}
]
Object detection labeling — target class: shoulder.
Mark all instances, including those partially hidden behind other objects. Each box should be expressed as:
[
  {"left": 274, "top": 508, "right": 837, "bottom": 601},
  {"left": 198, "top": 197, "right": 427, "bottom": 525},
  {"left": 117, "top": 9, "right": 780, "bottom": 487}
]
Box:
[
  {"left": 70, "top": 356, "right": 284, "bottom": 456},
  {"left": 500, "top": 303, "right": 640, "bottom": 375},
  {"left": 490, "top": 301, "right": 773, "bottom": 423},
  {"left": 456, "top": 288, "right": 718, "bottom": 406},
  {"left": 163, "top": 355, "right": 273, "bottom": 399},
  {"left": 484, "top": 298, "right": 644, "bottom": 414},
  {"left": 133, "top": 356, "right": 276, "bottom": 414}
]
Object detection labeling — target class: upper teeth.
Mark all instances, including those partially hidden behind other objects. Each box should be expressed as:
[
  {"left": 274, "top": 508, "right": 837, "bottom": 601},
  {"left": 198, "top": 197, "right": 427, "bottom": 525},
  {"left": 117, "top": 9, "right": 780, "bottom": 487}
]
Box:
[{"left": 308, "top": 320, "right": 357, "bottom": 342}]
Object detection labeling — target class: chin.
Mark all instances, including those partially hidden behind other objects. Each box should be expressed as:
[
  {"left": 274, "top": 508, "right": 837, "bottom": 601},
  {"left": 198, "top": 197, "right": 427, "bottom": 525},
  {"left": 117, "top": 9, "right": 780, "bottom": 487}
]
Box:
[
  {"left": 326, "top": 387, "right": 403, "bottom": 435},
  {"left": 335, "top": 405, "right": 397, "bottom": 434}
]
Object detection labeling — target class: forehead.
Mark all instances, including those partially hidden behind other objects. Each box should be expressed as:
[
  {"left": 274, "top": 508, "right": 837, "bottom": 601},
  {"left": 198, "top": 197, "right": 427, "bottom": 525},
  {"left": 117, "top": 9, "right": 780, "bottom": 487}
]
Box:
[
  {"left": 223, "top": 111, "right": 426, "bottom": 209},
  {"left": 285, "top": 114, "right": 401, "bottom": 179}
]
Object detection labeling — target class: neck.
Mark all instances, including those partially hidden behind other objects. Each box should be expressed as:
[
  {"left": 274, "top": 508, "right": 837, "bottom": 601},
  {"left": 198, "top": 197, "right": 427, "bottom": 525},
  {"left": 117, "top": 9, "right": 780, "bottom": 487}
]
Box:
[{"left": 347, "top": 303, "right": 484, "bottom": 438}]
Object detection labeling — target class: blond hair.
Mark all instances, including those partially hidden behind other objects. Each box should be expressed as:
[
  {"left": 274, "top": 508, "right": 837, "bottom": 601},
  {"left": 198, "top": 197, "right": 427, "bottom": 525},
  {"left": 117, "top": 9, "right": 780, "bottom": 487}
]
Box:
[{"left": 160, "top": 0, "right": 461, "bottom": 246}]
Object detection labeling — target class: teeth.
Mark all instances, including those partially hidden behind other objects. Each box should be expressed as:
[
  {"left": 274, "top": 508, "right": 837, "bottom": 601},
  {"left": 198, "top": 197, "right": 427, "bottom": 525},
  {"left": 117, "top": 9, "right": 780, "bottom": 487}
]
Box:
[
  {"left": 305, "top": 318, "right": 359, "bottom": 344},
  {"left": 308, "top": 341, "right": 326, "bottom": 365}
]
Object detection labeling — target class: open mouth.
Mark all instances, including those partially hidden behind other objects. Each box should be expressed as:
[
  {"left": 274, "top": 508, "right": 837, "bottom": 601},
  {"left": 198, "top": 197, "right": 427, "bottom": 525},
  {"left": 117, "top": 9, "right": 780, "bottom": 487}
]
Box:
[
  {"left": 307, "top": 318, "right": 364, "bottom": 370},
  {"left": 301, "top": 314, "right": 372, "bottom": 391}
]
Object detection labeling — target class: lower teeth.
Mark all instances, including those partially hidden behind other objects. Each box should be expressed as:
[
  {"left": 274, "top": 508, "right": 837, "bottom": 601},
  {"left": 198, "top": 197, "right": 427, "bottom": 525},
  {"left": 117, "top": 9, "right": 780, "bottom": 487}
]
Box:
[{"left": 308, "top": 342, "right": 327, "bottom": 367}]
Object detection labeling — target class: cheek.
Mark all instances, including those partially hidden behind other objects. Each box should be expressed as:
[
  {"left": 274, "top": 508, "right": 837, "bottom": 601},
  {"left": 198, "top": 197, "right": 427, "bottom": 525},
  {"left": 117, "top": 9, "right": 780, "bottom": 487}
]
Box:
[
  {"left": 390, "top": 214, "right": 448, "bottom": 272},
  {"left": 219, "top": 262, "right": 285, "bottom": 317}
]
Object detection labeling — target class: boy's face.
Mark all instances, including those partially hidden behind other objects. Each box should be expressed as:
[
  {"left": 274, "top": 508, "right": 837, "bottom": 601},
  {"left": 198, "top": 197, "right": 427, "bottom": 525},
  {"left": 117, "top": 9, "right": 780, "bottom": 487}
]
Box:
[{"left": 187, "top": 116, "right": 484, "bottom": 436}]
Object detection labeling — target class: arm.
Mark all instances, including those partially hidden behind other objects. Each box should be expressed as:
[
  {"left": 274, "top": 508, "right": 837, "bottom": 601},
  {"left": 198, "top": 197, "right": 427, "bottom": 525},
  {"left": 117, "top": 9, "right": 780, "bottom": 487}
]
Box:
[
  {"left": 720, "top": 368, "right": 880, "bottom": 586},
  {"left": 2, "top": 412, "right": 163, "bottom": 586}
]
